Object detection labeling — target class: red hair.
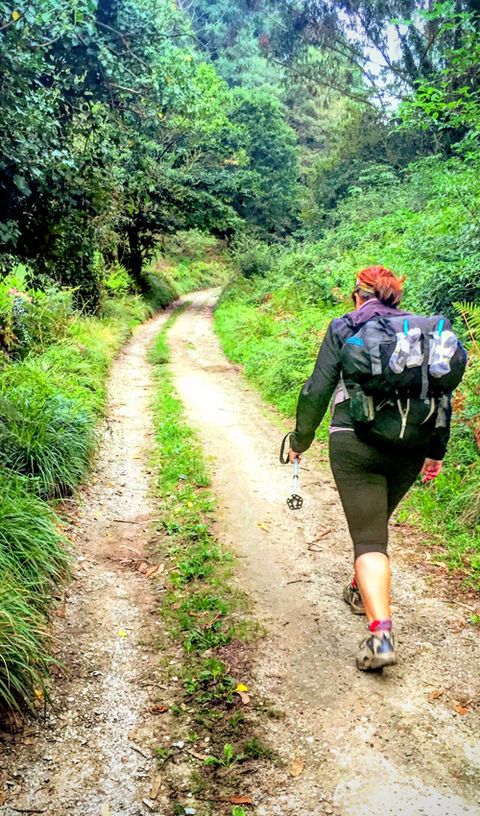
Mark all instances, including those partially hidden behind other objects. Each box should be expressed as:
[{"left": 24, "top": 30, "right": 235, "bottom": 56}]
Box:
[{"left": 355, "top": 265, "right": 405, "bottom": 307}]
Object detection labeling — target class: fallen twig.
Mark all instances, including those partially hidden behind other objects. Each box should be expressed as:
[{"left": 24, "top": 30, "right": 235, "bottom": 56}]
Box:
[
  {"left": 448, "top": 599, "right": 477, "bottom": 613},
  {"left": 307, "top": 528, "right": 332, "bottom": 545},
  {"left": 286, "top": 579, "right": 314, "bottom": 585},
  {"left": 130, "top": 742, "right": 152, "bottom": 760}
]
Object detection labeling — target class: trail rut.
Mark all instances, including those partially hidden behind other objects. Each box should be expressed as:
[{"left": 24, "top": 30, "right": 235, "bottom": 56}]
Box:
[
  {"left": 169, "top": 291, "right": 480, "bottom": 816},
  {"left": 0, "top": 312, "right": 171, "bottom": 816}
]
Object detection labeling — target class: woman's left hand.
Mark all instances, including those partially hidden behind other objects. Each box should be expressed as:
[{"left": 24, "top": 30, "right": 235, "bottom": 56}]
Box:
[
  {"left": 288, "top": 448, "right": 301, "bottom": 464},
  {"left": 421, "top": 458, "right": 443, "bottom": 483}
]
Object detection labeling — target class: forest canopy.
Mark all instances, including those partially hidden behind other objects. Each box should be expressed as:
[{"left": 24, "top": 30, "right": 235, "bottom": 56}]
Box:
[{"left": 0, "top": 0, "right": 479, "bottom": 306}]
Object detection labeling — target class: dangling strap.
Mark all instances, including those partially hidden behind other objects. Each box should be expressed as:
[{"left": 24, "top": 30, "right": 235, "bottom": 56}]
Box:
[
  {"left": 420, "top": 338, "right": 430, "bottom": 400},
  {"left": 339, "top": 372, "right": 349, "bottom": 399},
  {"left": 279, "top": 432, "right": 293, "bottom": 464}
]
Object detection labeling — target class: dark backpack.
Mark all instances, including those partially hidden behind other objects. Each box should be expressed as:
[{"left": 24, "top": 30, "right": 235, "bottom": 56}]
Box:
[{"left": 339, "top": 314, "right": 467, "bottom": 448}]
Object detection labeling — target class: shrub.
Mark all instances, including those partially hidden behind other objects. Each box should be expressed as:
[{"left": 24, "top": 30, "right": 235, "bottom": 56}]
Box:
[
  {"left": 145, "top": 272, "right": 178, "bottom": 310},
  {"left": 230, "top": 234, "right": 278, "bottom": 279},
  {"left": 103, "top": 263, "right": 136, "bottom": 297},
  {"left": 0, "top": 363, "right": 95, "bottom": 496},
  {"left": 0, "top": 267, "right": 74, "bottom": 358}
]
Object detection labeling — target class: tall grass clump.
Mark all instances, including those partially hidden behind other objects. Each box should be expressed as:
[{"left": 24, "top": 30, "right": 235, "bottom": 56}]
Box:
[
  {"left": 0, "top": 474, "right": 70, "bottom": 708},
  {"left": 0, "top": 364, "right": 95, "bottom": 496},
  {"left": 0, "top": 293, "right": 152, "bottom": 498}
]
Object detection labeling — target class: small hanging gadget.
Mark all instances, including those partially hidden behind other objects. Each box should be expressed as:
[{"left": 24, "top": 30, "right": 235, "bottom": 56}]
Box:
[{"left": 279, "top": 432, "right": 304, "bottom": 511}]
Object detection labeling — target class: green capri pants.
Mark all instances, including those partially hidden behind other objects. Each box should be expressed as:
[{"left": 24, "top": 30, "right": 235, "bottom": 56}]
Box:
[{"left": 329, "top": 431, "right": 426, "bottom": 560}]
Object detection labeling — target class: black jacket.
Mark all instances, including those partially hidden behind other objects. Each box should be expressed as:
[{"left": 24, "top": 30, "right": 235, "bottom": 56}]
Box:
[{"left": 290, "top": 299, "right": 451, "bottom": 460}]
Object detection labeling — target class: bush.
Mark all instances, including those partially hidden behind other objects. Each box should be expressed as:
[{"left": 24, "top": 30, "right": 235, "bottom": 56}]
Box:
[
  {"left": 230, "top": 234, "right": 278, "bottom": 279},
  {"left": 145, "top": 272, "right": 178, "bottom": 310},
  {"left": 0, "top": 362, "right": 96, "bottom": 497},
  {"left": 103, "top": 263, "right": 136, "bottom": 297},
  {"left": 162, "top": 229, "right": 218, "bottom": 262},
  {"left": 0, "top": 267, "right": 74, "bottom": 358}
]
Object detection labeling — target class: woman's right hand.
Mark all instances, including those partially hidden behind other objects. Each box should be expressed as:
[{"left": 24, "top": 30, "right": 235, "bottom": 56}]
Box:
[
  {"left": 288, "top": 448, "right": 301, "bottom": 464},
  {"left": 421, "top": 458, "right": 443, "bottom": 483}
]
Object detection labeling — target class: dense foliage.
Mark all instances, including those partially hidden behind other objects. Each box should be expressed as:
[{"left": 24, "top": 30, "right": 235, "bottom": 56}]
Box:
[{"left": 0, "top": 0, "right": 302, "bottom": 307}]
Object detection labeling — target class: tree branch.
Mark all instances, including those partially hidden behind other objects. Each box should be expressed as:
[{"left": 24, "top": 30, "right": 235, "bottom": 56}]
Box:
[{"left": 106, "top": 82, "right": 143, "bottom": 95}]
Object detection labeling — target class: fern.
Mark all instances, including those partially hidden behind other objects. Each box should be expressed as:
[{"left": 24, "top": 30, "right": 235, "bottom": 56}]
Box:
[{"left": 455, "top": 301, "right": 480, "bottom": 351}]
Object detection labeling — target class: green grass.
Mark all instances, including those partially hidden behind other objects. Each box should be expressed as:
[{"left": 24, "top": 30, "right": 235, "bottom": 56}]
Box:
[
  {"left": 149, "top": 309, "right": 274, "bottom": 811},
  {"left": 0, "top": 474, "right": 70, "bottom": 709},
  {"left": 150, "top": 310, "right": 238, "bottom": 668}
]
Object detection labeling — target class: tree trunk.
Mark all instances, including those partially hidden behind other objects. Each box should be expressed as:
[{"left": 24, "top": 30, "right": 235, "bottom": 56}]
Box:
[{"left": 125, "top": 228, "right": 149, "bottom": 294}]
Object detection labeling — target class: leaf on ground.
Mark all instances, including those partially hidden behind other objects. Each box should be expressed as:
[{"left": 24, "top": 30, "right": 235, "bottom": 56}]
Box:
[
  {"left": 235, "top": 683, "right": 249, "bottom": 692},
  {"left": 256, "top": 521, "right": 270, "bottom": 532},
  {"left": 224, "top": 795, "right": 253, "bottom": 805},
  {"left": 118, "top": 629, "right": 128, "bottom": 638},
  {"left": 452, "top": 701, "right": 469, "bottom": 715},
  {"left": 150, "top": 774, "right": 162, "bottom": 799},
  {"left": 235, "top": 689, "right": 250, "bottom": 705},
  {"left": 288, "top": 756, "right": 304, "bottom": 777},
  {"left": 428, "top": 689, "right": 444, "bottom": 702},
  {"left": 137, "top": 561, "right": 149, "bottom": 574},
  {"left": 187, "top": 748, "right": 210, "bottom": 761},
  {"left": 144, "top": 564, "right": 161, "bottom": 578},
  {"left": 150, "top": 704, "right": 169, "bottom": 714}
]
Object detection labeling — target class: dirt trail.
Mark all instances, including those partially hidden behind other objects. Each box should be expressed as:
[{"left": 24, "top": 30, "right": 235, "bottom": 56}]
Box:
[
  {"left": 1, "top": 292, "right": 479, "bottom": 816},
  {"left": 169, "top": 291, "right": 480, "bottom": 816},
  {"left": 0, "top": 312, "right": 172, "bottom": 816}
]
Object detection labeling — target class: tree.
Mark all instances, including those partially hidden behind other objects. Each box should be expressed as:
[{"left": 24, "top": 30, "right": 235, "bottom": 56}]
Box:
[
  {"left": 0, "top": 0, "right": 251, "bottom": 304},
  {"left": 266, "top": 0, "right": 480, "bottom": 108},
  {"left": 230, "top": 89, "right": 301, "bottom": 235}
]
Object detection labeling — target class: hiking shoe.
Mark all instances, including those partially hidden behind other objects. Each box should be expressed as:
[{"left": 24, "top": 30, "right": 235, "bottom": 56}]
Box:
[
  {"left": 356, "top": 632, "right": 396, "bottom": 672},
  {"left": 343, "top": 581, "right": 365, "bottom": 615}
]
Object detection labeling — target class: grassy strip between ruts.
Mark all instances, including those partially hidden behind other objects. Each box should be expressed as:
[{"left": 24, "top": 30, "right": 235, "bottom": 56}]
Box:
[
  {"left": 0, "top": 294, "right": 153, "bottom": 716},
  {"left": 149, "top": 308, "right": 279, "bottom": 816}
]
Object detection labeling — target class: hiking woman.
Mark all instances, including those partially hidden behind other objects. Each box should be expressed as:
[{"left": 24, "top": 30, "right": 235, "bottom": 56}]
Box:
[{"left": 288, "top": 266, "right": 454, "bottom": 671}]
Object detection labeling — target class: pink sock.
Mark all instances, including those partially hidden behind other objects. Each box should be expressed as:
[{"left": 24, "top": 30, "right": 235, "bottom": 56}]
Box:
[{"left": 369, "top": 619, "right": 392, "bottom": 633}]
